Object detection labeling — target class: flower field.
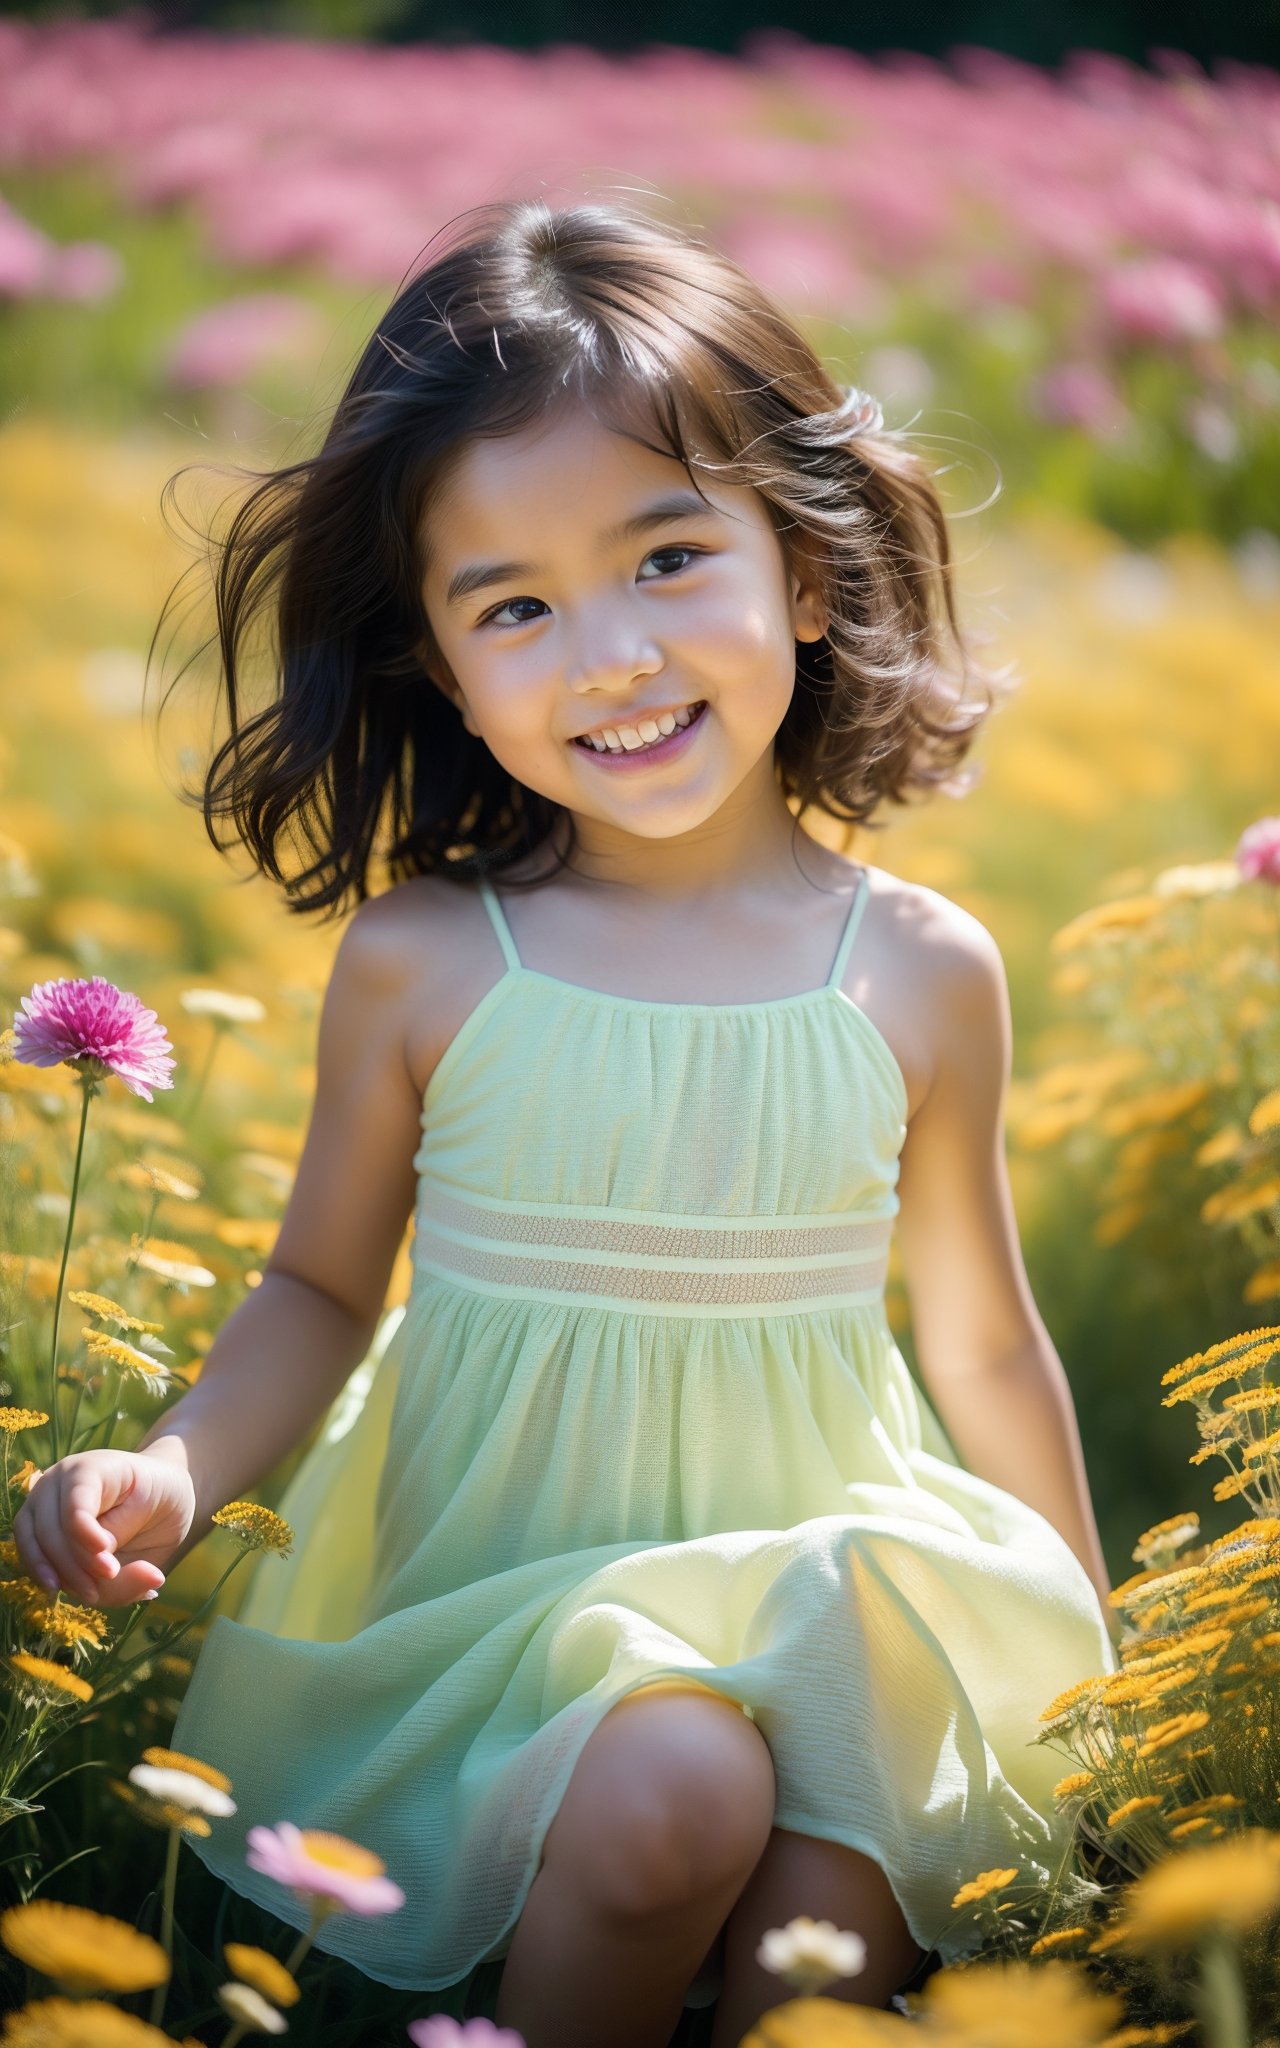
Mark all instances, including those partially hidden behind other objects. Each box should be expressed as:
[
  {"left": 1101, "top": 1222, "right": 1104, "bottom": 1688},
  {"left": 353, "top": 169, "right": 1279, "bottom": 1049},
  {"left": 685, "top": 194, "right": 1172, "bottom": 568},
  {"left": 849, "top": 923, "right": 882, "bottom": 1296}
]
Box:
[{"left": 2, "top": 17, "right": 1280, "bottom": 2046}]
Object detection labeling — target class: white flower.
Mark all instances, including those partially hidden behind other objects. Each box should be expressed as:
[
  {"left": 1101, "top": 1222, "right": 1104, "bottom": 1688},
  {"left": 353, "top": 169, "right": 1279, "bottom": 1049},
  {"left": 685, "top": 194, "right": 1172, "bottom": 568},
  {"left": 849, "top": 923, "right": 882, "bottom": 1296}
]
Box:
[
  {"left": 1151, "top": 860, "right": 1242, "bottom": 900},
  {"left": 218, "top": 1980, "right": 288, "bottom": 2033},
  {"left": 128, "top": 1762, "right": 237, "bottom": 1817},
  {"left": 180, "top": 987, "right": 267, "bottom": 1024},
  {"left": 756, "top": 1913, "right": 867, "bottom": 1992}
]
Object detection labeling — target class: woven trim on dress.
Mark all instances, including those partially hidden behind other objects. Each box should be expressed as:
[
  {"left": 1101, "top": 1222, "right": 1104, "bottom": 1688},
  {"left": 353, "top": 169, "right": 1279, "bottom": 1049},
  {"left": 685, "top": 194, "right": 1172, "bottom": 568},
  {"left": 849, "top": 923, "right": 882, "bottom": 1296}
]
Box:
[{"left": 410, "top": 1179, "right": 892, "bottom": 1314}]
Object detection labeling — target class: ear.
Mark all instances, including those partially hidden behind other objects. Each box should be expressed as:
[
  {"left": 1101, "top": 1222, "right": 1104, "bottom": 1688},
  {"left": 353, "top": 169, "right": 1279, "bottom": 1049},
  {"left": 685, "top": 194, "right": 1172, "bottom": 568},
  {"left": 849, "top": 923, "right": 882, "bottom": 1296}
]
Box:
[
  {"left": 790, "top": 566, "right": 829, "bottom": 645},
  {"left": 785, "top": 530, "right": 830, "bottom": 644}
]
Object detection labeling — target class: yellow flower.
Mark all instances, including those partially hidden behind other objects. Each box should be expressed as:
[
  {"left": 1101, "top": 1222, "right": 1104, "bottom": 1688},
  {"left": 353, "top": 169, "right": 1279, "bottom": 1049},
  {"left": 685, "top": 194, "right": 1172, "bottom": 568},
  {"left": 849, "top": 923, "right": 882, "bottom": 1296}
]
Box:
[
  {"left": 1196, "top": 1123, "right": 1246, "bottom": 1167},
  {"left": 1135, "top": 1710, "right": 1211, "bottom": 1758},
  {"left": 6, "top": 1652, "right": 93, "bottom": 1705},
  {"left": 914, "top": 1957, "right": 1123, "bottom": 2044},
  {"left": 1107, "top": 1796, "right": 1164, "bottom": 1828},
  {"left": 1109, "top": 1828, "right": 1280, "bottom": 1948},
  {"left": 128, "top": 1236, "right": 217, "bottom": 1287},
  {"left": 82, "top": 1331, "right": 175, "bottom": 1393},
  {"left": 211, "top": 1501, "right": 294, "bottom": 1554},
  {"left": 950, "top": 1866, "right": 1020, "bottom": 1910},
  {"left": 1051, "top": 897, "right": 1166, "bottom": 952},
  {"left": 1249, "top": 1087, "right": 1280, "bottom": 1136},
  {"left": 0, "top": 1900, "right": 169, "bottom": 1994},
  {"left": 215, "top": 1217, "right": 280, "bottom": 1253},
  {"left": 739, "top": 1997, "right": 909, "bottom": 2044},
  {"left": 0, "top": 1997, "right": 178, "bottom": 2043},
  {"left": 1202, "top": 1174, "right": 1280, "bottom": 1225},
  {"left": 1038, "top": 1676, "right": 1107, "bottom": 1723},
  {"left": 1132, "top": 1514, "right": 1200, "bottom": 1566},
  {"left": 66, "top": 1288, "right": 164, "bottom": 1334},
  {"left": 1213, "top": 1470, "right": 1264, "bottom": 1503},
  {"left": 1102, "top": 2025, "right": 1197, "bottom": 2044},
  {"left": 1101, "top": 1081, "right": 1211, "bottom": 1138},
  {"left": 1161, "top": 1326, "right": 1280, "bottom": 1392},
  {"left": 1028, "top": 1925, "right": 1090, "bottom": 1954},
  {"left": 222, "top": 1943, "right": 300, "bottom": 2007},
  {"left": 1221, "top": 1385, "right": 1280, "bottom": 1414},
  {"left": 1245, "top": 1260, "right": 1280, "bottom": 1304},
  {"left": 0, "top": 1407, "right": 49, "bottom": 1435},
  {"left": 114, "top": 1160, "right": 202, "bottom": 1200},
  {"left": 140, "top": 1745, "right": 233, "bottom": 1793},
  {"left": 1052, "top": 1771, "right": 1096, "bottom": 1801}
]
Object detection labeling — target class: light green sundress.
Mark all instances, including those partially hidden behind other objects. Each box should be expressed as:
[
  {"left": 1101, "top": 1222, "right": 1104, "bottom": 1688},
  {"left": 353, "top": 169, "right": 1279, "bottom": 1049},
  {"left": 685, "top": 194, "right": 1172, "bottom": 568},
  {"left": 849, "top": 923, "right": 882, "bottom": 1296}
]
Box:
[{"left": 170, "top": 865, "right": 1118, "bottom": 2008}]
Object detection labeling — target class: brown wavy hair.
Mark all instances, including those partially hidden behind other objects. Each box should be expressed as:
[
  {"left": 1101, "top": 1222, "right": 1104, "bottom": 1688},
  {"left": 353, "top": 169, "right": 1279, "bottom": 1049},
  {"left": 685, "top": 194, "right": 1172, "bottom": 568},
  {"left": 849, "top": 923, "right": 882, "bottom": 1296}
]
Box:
[{"left": 150, "top": 193, "right": 1012, "bottom": 920}]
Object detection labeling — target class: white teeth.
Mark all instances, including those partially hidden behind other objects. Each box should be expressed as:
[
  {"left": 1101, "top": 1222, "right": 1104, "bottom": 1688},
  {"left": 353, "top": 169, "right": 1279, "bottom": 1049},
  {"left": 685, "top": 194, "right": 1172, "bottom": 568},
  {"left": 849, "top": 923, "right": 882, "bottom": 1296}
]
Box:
[{"left": 578, "top": 703, "right": 703, "bottom": 753}]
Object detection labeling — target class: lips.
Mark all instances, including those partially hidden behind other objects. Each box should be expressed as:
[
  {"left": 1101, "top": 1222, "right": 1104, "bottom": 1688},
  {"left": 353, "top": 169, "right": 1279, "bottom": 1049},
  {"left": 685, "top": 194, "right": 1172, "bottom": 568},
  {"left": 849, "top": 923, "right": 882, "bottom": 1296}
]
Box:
[
  {"left": 573, "top": 699, "right": 709, "bottom": 768},
  {"left": 572, "top": 701, "right": 705, "bottom": 753}
]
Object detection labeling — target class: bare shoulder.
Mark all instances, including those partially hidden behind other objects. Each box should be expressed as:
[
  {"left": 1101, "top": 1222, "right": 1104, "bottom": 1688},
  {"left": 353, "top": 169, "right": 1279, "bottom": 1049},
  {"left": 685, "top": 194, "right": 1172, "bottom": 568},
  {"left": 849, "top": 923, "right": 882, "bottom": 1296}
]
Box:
[
  {"left": 348, "top": 874, "right": 508, "bottom": 1099},
  {"left": 844, "top": 860, "right": 1006, "bottom": 1123}
]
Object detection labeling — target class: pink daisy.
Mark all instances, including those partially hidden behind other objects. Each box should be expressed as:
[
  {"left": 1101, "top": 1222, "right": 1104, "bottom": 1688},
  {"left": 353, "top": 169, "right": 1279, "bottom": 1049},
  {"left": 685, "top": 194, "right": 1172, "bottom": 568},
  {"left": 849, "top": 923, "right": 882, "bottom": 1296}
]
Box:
[
  {"left": 244, "top": 1821, "right": 406, "bottom": 1916},
  {"left": 408, "top": 2020, "right": 527, "bottom": 2046},
  {"left": 11, "top": 975, "right": 176, "bottom": 1101}
]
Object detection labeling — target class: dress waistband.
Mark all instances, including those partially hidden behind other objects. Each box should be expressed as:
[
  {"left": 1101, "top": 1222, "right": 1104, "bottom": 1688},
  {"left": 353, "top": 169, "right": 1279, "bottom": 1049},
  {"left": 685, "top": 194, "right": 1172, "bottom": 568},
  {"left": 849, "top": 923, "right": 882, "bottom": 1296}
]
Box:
[{"left": 411, "top": 1176, "right": 893, "bottom": 1318}]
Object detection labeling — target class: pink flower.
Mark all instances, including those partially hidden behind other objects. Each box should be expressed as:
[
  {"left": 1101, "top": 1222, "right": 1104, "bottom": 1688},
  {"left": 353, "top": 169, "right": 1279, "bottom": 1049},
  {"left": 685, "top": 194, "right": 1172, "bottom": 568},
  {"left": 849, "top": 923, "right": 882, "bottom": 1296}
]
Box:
[
  {"left": 164, "top": 292, "right": 324, "bottom": 391},
  {"left": 11, "top": 975, "right": 175, "bottom": 1101},
  {"left": 407, "top": 2020, "right": 526, "bottom": 2046},
  {"left": 1101, "top": 257, "right": 1226, "bottom": 346},
  {"left": 244, "top": 1821, "right": 406, "bottom": 1916},
  {"left": 1030, "top": 361, "right": 1128, "bottom": 437},
  {"left": 1236, "top": 817, "right": 1280, "bottom": 885}
]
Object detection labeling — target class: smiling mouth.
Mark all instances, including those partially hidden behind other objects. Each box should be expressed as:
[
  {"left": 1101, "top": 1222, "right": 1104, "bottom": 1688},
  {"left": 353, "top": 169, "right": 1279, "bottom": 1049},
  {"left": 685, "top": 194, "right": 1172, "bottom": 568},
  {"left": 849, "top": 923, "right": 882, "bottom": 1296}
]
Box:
[{"left": 572, "top": 701, "right": 707, "bottom": 763}]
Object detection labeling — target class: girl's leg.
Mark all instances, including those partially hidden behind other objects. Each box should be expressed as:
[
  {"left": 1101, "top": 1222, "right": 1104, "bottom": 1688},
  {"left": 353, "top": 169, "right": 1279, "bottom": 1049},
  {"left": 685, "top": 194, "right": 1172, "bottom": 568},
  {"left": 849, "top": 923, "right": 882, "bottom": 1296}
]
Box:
[
  {"left": 494, "top": 1681, "right": 776, "bottom": 2048},
  {"left": 706, "top": 1826, "right": 928, "bottom": 2048}
]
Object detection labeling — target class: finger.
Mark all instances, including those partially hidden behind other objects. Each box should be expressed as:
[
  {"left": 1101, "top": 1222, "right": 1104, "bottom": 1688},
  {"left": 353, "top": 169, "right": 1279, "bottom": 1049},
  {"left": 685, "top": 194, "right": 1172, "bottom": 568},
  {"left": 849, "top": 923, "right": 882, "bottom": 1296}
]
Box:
[
  {"left": 13, "top": 1518, "right": 62, "bottom": 1596},
  {"left": 68, "top": 1500, "right": 118, "bottom": 1566},
  {"left": 110, "top": 1561, "right": 166, "bottom": 1606},
  {"left": 25, "top": 1493, "right": 103, "bottom": 1604}
]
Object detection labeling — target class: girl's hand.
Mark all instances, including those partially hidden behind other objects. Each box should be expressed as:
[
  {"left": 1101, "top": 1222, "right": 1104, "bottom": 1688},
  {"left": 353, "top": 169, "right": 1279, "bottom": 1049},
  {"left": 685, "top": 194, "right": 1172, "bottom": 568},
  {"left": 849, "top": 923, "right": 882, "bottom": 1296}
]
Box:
[{"left": 12, "top": 1450, "right": 196, "bottom": 1609}]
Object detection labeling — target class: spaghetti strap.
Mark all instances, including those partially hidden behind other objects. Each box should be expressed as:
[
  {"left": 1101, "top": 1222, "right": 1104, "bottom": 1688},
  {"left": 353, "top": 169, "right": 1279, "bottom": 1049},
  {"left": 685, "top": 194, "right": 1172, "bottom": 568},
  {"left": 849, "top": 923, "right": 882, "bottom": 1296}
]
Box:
[
  {"left": 824, "top": 867, "right": 871, "bottom": 990},
  {"left": 478, "top": 879, "right": 522, "bottom": 974}
]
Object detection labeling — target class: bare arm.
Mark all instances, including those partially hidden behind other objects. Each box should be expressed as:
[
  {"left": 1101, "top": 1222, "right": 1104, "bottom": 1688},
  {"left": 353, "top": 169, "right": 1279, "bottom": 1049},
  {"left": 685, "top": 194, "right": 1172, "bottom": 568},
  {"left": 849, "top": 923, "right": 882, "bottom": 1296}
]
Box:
[
  {"left": 136, "top": 896, "right": 425, "bottom": 1571},
  {"left": 892, "top": 901, "right": 1116, "bottom": 1635}
]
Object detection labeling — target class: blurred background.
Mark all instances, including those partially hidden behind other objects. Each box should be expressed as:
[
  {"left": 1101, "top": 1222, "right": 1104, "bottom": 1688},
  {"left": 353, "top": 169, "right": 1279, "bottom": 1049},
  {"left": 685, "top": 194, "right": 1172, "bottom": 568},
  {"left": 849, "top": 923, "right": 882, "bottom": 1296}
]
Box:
[{"left": 2, "top": 0, "right": 1279, "bottom": 1601}]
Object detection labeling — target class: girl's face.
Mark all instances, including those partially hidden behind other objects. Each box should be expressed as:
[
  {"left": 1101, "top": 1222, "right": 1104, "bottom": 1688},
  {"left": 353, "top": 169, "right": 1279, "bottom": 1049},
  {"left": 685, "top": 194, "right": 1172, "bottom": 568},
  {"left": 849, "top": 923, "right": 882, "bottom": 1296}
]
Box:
[{"left": 418, "top": 402, "right": 828, "bottom": 853}]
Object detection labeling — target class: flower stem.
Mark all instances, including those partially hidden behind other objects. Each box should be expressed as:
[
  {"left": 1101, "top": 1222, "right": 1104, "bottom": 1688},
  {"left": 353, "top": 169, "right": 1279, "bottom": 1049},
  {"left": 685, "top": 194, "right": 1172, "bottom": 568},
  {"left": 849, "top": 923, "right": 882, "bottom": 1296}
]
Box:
[
  {"left": 148, "top": 1825, "right": 182, "bottom": 2028},
  {"left": 87, "top": 1553, "right": 246, "bottom": 1710},
  {"left": 217, "top": 1896, "right": 332, "bottom": 2046},
  {"left": 48, "top": 1080, "right": 94, "bottom": 1465},
  {"left": 1193, "top": 1927, "right": 1250, "bottom": 2048}
]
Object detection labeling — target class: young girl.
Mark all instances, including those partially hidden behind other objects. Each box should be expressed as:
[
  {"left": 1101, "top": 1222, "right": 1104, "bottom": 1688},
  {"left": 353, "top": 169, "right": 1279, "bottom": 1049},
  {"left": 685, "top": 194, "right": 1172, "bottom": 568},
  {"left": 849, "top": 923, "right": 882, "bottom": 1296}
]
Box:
[{"left": 18, "top": 196, "right": 1120, "bottom": 2047}]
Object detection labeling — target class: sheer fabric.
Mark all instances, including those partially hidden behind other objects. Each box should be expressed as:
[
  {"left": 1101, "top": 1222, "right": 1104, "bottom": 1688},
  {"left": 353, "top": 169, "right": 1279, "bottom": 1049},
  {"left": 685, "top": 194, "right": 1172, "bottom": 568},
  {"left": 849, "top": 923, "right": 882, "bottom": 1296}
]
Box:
[{"left": 170, "top": 869, "right": 1117, "bottom": 2008}]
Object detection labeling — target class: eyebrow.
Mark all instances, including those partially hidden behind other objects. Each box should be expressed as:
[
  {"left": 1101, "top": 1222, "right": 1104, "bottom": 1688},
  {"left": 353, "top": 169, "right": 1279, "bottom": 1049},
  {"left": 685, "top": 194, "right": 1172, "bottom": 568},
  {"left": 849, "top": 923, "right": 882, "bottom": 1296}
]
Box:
[{"left": 444, "top": 490, "right": 718, "bottom": 610}]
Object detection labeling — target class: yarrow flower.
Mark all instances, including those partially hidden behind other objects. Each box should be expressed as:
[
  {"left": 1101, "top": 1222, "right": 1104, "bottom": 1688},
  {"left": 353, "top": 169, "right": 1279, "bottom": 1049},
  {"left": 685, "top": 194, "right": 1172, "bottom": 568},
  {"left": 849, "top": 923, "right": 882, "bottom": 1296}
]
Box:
[
  {"left": 756, "top": 1913, "right": 867, "bottom": 1994},
  {"left": 11, "top": 975, "right": 175, "bottom": 1101},
  {"left": 1236, "top": 817, "right": 1280, "bottom": 885}
]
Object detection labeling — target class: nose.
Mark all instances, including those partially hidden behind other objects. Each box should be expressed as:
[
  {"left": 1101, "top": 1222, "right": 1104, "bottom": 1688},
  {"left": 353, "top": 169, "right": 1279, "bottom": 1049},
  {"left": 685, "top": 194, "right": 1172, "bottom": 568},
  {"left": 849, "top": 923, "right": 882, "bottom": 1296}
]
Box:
[{"left": 563, "top": 599, "right": 664, "bottom": 695}]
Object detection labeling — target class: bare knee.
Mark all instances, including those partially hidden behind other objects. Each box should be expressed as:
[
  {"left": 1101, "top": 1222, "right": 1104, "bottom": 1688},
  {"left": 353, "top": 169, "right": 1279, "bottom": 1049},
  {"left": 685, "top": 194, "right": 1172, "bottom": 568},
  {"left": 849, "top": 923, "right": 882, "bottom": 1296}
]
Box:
[{"left": 541, "top": 1686, "right": 776, "bottom": 1921}]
